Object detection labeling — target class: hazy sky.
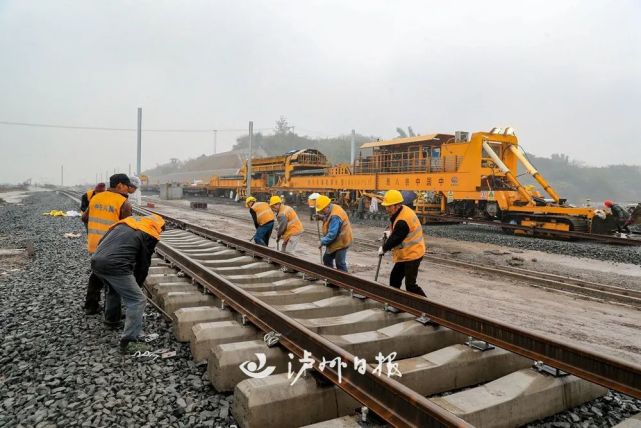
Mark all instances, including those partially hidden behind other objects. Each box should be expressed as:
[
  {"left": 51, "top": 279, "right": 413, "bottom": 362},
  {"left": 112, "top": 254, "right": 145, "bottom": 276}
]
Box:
[{"left": 1, "top": 0, "right": 640, "bottom": 184}]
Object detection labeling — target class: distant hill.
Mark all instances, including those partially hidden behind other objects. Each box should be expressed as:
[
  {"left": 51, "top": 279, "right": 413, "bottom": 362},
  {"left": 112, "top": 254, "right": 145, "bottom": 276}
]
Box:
[
  {"left": 144, "top": 130, "right": 640, "bottom": 205},
  {"left": 520, "top": 153, "right": 641, "bottom": 204}
]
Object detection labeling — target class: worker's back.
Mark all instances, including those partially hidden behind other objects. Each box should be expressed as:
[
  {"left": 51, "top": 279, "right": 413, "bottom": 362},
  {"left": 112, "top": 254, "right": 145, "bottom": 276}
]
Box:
[
  {"left": 86, "top": 190, "right": 127, "bottom": 253},
  {"left": 91, "top": 224, "right": 153, "bottom": 275}
]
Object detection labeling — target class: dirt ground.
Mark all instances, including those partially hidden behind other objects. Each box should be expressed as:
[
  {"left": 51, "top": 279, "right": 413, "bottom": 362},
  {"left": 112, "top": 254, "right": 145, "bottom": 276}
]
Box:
[{"left": 146, "top": 198, "right": 641, "bottom": 366}]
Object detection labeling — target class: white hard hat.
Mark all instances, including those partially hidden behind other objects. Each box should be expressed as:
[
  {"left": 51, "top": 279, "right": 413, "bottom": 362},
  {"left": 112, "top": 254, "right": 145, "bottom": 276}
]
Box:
[
  {"left": 129, "top": 175, "right": 142, "bottom": 188},
  {"left": 308, "top": 193, "right": 321, "bottom": 200}
]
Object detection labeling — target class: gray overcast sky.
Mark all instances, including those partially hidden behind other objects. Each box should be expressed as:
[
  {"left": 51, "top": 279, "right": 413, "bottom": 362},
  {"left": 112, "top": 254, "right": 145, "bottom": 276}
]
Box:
[{"left": 1, "top": 0, "right": 640, "bottom": 184}]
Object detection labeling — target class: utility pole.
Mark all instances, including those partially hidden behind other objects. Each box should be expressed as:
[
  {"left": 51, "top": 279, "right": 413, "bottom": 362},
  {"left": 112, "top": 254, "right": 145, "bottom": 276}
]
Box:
[
  {"left": 246, "top": 121, "right": 253, "bottom": 197},
  {"left": 213, "top": 129, "right": 218, "bottom": 155},
  {"left": 351, "top": 129, "right": 356, "bottom": 166},
  {"left": 137, "top": 107, "right": 142, "bottom": 175},
  {"left": 61, "top": 165, "right": 63, "bottom": 187}
]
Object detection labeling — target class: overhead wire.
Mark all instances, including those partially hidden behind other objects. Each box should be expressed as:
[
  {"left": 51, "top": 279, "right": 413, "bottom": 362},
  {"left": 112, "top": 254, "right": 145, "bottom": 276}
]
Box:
[{"left": 0, "top": 120, "right": 271, "bottom": 133}]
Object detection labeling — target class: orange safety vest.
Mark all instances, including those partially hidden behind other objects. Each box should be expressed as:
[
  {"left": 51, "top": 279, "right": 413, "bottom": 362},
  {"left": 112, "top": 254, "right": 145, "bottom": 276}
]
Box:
[
  {"left": 251, "top": 202, "right": 276, "bottom": 226},
  {"left": 87, "top": 191, "right": 127, "bottom": 253},
  {"left": 277, "top": 205, "right": 304, "bottom": 240},
  {"left": 391, "top": 205, "right": 426, "bottom": 263},
  {"left": 322, "top": 204, "right": 353, "bottom": 253},
  {"left": 110, "top": 214, "right": 165, "bottom": 241}
]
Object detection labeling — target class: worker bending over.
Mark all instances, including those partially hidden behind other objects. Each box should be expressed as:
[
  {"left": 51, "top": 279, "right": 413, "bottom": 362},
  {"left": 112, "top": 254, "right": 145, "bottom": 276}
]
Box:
[
  {"left": 80, "top": 183, "right": 106, "bottom": 215},
  {"left": 307, "top": 193, "right": 320, "bottom": 221},
  {"left": 316, "top": 195, "right": 352, "bottom": 272},
  {"left": 91, "top": 214, "right": 165, "bottom": 354},
  {"left": 246, "top": 196, "right": 275, "bottom": 246},
  {"left": 82, "top": 174, "right": 134, "bottom": 315},
  {"left": 604, "top": 200, "right": 631, "bottom": 234},
  {"left": 269, "top": 195, "right": 304, "bottom": 254},
  {"left": 378, "top": 190, "right": 427, "bottom": 297}
]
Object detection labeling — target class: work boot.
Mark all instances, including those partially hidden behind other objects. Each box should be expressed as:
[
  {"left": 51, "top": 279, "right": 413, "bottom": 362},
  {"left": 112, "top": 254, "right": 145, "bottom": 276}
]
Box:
[{"left": 120, "top": 339, "right": 151, "bottom": 355}]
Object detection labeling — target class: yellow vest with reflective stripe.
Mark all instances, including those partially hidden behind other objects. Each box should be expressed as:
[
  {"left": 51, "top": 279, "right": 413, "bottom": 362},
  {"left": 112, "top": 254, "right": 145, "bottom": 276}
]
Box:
[
  {"left": 278, "top": 205, "right": 304, "bottom": 240},
  {"left": 322, "top": 204, "right": 353, "bottom": 253},
  {"left": 87, "top": 191, "right": 127, "bottom": 253},
  {"left": 251, "top": 202, "right": 275, "bottom": 226},
  {"left": 110, "top": 214, "right": 164, "bottom": 241},
  {"left": 391, "top": 205, "right": 425, "bottom": 263}
]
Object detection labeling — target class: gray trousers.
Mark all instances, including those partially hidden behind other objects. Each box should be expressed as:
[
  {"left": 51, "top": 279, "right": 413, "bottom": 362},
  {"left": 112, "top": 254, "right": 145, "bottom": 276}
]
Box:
[{"left": 94, "top": 272, "right": 146, "bottom": 341}]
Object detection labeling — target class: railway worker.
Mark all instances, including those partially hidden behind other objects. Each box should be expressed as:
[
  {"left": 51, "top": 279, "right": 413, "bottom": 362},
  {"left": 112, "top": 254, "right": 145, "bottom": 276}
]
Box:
[
  {"left": 246, "top": 196, "right": 276, "bottom": 246},
  {"left": 604, "top": 200, "right": 631, "bottom": 234},
  {"left": 82, "top": 174, "right": 134, "bottom": 316},
  {"left": 269, "top": 195, "right": 304, "bottom": 254},
  {"left": 307, "top": 193, "right": 320, "bottom": 221},
  {"left": 80, "top": 182, "right": 106, "bottom": 214},
  {"left": 90, "top": 214, "right": 165, "bottom": 354},
  {"left": 316, "top": 195, "right": 352, "bottom": 272},
  {"left": 378, "top": 190, "right": 427, "bottom": 298}
]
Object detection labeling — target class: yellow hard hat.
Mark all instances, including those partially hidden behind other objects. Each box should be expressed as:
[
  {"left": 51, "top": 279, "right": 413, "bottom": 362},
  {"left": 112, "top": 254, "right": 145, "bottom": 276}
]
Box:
[
  {"left": 245, "top": 196, "right": 256, "bottom": 207},
  {"left": 381, "top": 190, "right": 404, "bottom": 206},
  {"left": 269, "top": 195, "right": 282, "bottom": 206},
  {"left": 315, "top": 195, "right": 331, "bottom": 212}
]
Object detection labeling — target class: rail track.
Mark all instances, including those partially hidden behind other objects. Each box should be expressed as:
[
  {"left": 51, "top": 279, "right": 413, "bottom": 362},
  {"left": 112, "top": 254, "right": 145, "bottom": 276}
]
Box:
[
  {"left": 159, "top": 192, "right": 641, "bottom": 247},
  {"left": 145, "top": 208, "right": 641, "bottom": 427},
  {"left": 59, "top": 191, "right": 641, "bottom": 426},
  {"left": 145, "top": 197, "right": 641, "bottom": 310}
]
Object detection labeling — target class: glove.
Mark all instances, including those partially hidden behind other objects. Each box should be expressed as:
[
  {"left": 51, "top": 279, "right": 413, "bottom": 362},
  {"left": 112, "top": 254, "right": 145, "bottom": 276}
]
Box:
[
  {"left": 378, "top": 246, "right": 384, "bottom": 256},
  {"left": 383, "top": 230, "right": 391, "bottom": 239}
]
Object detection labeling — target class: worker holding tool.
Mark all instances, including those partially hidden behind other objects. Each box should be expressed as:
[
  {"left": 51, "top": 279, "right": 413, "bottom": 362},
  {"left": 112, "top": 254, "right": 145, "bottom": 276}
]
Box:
[
  {"left": 378, "top": 190, "right": 427, "bottom": 297},
  {"left": 604, "top": 200, "right": 631, "bottom": 234},
  {"left": 269, "top": 195, "right": 304, "bottom": 254},
  {"left": 91, "top": 214, "right": 165, "bottom": 354},
  {"left": 307, "top": 193, "right": 320, "bottom": 221},
  {"left": 246, "top": 196, "right": 276, "bottom": 246},
  {"left": 82, "top": 174, "right": 134, "bottom": 315},
  {"left": 316, "top": 195, "right": 352, "bottom": 272}
]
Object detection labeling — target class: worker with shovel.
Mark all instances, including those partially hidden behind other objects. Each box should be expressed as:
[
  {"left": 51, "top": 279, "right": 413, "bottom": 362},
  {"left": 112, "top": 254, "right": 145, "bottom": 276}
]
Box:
[
  {"left": 377, "top": 190, "right": 427, "bottom": 297},
  {"left": 269, "top": 195, "right": 304, "bottom": 254}
]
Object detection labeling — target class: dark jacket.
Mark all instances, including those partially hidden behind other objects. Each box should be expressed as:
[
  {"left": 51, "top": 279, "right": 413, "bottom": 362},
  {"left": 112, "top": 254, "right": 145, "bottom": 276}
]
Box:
[
  {"left": 382, "top": 208, "right": 410, "bottom": 252},
  {"left": 91, "top": 224, "right": 158, "bottom": 286},
  {"left": 80, "top": 193, "right": 91, "bottom": 213}
]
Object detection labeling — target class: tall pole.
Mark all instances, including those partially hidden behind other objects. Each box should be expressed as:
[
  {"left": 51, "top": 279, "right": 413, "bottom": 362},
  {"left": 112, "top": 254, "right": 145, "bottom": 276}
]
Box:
[
  {"left": 350, "top": 129, "right": 356, "bottom": 165},
  {"left": 61, "top": 165, "right": 63, "bottom": 186},
  {"left": 246, "top": 121, "right": 253, "bottom": 197},
  {"left": 213, "top": 129, "right": 218, "bottom": 154},
  {"left": 136, "top": 107, "right": 142, "bottom": 175}
]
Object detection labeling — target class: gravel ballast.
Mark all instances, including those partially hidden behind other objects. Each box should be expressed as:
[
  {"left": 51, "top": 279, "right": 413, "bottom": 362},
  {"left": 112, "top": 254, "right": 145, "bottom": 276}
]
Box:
[{"left": 0, "top": 192, "right": 236, "bottom": 427}]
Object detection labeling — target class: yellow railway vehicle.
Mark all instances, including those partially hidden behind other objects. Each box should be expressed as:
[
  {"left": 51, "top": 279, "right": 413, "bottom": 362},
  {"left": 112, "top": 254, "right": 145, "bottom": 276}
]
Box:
[{"left": 206, "top": 129, "right": 615, "bottom": 235}]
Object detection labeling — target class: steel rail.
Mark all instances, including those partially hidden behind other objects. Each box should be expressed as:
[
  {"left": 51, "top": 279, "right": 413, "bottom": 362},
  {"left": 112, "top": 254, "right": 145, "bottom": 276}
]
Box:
[
  {"left": 155, "top": 241, "right": 472, "bottom": 428},
  {"left": 60, "top": 193, "right": 641, "bottom": 398},
  {"left": 160, "top": 194, "right": 641, "bottom": 246},
  {"left": 145, "top": 200, "right": 641, "bottom": 308},
  {"left": 150, "top": 209, "right": 641, "bottom": 399},
  {"left": 421, "top": 214, "right": 641, "bottom": 246}
]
